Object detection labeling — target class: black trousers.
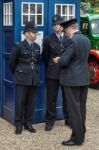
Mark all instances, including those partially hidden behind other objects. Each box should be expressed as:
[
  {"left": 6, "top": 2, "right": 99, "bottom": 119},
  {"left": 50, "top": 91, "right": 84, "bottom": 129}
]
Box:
[
  {"left": 63, "top": 86, "right": 88, "bottom": 143},
  {"left": 45, "top": 78, "right": 69, "bottom": 124},
  {"left": 15, "top": 85, "right": 38, "bottom": 127}
]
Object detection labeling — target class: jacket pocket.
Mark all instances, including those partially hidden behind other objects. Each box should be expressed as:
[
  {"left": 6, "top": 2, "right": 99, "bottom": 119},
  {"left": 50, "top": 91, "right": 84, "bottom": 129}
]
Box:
[
  {"left": 15, "top": 67, "right": 28, "bottom": 74},
  {"left": 14, "top": 67, "right": 30, "bottom": 85}
]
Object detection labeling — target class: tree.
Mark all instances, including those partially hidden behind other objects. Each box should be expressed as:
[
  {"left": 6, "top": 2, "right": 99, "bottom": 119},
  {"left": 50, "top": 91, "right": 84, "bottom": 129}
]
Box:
[
  {"left": 80, "top": 2, "right": 91, "bottom": 15},
  {"left": 81, "top": 0, "right": 99, "bottom": 7},
  {"left": 80, "top": 0, "right": 99, "bottom": 15}
]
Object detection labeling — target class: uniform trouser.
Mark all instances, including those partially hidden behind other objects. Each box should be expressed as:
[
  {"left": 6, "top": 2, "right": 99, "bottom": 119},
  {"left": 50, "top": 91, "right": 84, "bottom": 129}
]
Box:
[
  {"left": 62, "top": 86, "right": 88, "bottom": 143},
  {"left": 15, "top": 85, "right": 38, "bottom": 127},
  {"left": 45, "top": 78, "right": 69, "bottom": 124}
]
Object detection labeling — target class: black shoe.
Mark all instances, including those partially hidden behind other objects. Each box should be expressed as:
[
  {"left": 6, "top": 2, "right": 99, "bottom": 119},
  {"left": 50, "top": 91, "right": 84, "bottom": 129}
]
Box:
[
  {"left": 62, "top": 139, "right": 83, "bottom": 146},
  {"left": 65, "top": 120, "right": 71, "bottom": 128},
  {"left": 15, "top": 126, "right": 22, "bottom": 135},
  {"left": 24, "top": 125, "right": 36, "bottom": 133},
  {"left": 45, "top": 124, "right": 53, "bottom": 131}
]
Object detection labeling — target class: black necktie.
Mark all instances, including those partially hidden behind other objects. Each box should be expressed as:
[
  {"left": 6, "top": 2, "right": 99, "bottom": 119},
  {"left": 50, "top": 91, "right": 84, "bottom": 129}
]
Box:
[
  {"left": 31, "top": 43, "right": 34, "bottom": 49},
  {"left": 59, "top": 36, "right": 63, "bottom": 42}
]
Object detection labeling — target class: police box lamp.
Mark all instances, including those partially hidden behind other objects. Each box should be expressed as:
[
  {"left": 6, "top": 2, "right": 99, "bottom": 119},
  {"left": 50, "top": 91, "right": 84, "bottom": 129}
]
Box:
[
  {"left": 23, "top": 21, "right": 38, "bottom": 34},
  {"left": 52, "top": 14, "right": 63, "bottom": 25},
  {"left": 60, "top": 18, "right": 77, "bottom": 28}
]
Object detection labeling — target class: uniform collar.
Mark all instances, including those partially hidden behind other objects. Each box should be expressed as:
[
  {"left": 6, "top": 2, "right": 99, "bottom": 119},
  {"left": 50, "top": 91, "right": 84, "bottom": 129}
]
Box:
[
  {"left": 70, "top": 30, "right": 79, "bottom": 38},
  {"left": 55, "top": 32, "right": 64, "bottom": 39}
]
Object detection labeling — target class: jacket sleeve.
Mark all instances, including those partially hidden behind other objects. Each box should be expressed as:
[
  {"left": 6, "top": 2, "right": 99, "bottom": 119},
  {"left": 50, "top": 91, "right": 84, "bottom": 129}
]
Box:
[
  {"left": 9, "top": 45, "right": 20, "bottom": 74},
  {"left": 42, "top": 38, "right": 50, "bottom": 67},
  {"left": 59, "top": 39, "right": 75, "bottom": 67}
]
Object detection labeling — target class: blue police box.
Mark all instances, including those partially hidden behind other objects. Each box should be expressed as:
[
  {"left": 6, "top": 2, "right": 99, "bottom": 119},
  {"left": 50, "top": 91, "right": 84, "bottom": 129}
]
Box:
[{"left": 0, "top": 0, "right": 80, "bottom": 123}]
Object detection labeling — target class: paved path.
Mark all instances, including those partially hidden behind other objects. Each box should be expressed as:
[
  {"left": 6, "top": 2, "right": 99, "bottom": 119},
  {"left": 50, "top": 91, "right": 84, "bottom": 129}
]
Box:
[{"left": 0, "top": 88, "right": 99, "bottom": 150}]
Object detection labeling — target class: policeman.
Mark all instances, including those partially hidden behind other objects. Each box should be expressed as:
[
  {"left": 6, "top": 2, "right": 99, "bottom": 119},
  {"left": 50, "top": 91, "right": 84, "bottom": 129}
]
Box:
[
  {"left": 53, "top": 19, "right": 91, "bottom": 146},
  {"left": 9, "top": 21, "right": 40, "bottom": 134},
  {"left": 42, "top": 14, "right": 71, "bottom": 131}
]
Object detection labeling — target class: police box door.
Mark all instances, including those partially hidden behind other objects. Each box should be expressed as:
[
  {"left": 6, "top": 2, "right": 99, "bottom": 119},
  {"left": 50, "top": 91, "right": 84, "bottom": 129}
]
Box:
[{"left": 21, "top": 1, "right": 46, "bottom": 123}]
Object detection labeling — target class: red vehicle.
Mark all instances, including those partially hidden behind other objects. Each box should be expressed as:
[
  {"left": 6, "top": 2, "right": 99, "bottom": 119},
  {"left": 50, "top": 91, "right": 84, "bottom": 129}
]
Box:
[{"left": 80, "top": 8, "right": 99, "bottom": 88}]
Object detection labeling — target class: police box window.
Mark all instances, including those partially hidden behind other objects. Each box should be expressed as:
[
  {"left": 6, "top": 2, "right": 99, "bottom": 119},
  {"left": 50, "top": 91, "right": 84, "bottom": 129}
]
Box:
[
  {"left": 55, "top": 4, "right": 75, "bottom": 21},
  {"left": 3, "top": 2, "right": 13, "bottom": 26},
  {"left": 22, "top": 2, "right": 44, "bottom": 26}
]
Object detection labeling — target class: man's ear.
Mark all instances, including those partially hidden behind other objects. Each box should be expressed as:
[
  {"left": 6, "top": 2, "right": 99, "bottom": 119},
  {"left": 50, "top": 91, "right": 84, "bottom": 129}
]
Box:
[{"left": 60, "top": 26, "right": 63, "bottom": 31}]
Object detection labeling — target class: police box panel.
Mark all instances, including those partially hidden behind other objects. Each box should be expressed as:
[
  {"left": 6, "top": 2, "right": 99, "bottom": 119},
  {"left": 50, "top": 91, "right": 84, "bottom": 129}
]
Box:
[
  {"left": 0, "top": 0, "right": 3, "bottom": 116},
  {"left": 2, "top": 1, "right": 15, "bottom": 123}
]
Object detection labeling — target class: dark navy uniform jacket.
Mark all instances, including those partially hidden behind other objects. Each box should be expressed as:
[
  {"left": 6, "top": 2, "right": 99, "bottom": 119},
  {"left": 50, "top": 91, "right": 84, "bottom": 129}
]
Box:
[
  {"left": 58, "top": 31, "right": 91, "bottom": 86},
  {"left": 9, "top": 39, "right": 40, "bottom": 86},
  {"left": 42, "top": 33, "right": 73, "bottom": 79}
]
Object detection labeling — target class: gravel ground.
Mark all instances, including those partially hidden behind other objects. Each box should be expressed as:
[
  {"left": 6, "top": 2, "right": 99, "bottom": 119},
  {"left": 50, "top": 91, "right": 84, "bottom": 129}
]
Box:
[{"left": 0, "top": 88, "right": 99, "bottom": 150}]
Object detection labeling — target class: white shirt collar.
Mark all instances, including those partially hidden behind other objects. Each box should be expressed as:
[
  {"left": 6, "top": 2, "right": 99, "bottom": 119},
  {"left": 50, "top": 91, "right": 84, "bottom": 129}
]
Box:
[{"left": 55, "top": 32, "right": 64, "bottom": 39}]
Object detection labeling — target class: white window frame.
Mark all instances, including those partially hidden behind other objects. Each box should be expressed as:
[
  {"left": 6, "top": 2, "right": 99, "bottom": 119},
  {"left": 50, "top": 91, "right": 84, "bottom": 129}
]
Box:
[
  {"left": 21, "top": 2, "right": 44, "bottom": 26},
  {"left": 3, "top": 2, "right": 13, "bottom": 26},
  {"left": 55, "top": 4, "right": 75, "bottom": 21}
]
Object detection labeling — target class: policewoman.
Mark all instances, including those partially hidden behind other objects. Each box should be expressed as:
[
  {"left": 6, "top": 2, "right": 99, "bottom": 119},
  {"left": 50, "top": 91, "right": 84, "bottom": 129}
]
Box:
[
  {"left": 9, "top": 21, "right": 40, "bottom": 134},
  {"left": 42, "top": 14, "right": 72, "bottom": 131}
]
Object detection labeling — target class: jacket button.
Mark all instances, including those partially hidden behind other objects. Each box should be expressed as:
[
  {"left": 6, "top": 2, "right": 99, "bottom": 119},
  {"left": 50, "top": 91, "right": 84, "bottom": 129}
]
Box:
[{"left": 20, "top": 70, "right": 22, "bottom": 72}]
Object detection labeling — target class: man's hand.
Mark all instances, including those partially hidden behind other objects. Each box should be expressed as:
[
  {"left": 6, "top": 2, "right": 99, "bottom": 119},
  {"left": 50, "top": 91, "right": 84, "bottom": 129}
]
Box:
[{"left": 53, "top": 57, "right": 60, "bottom": 64}]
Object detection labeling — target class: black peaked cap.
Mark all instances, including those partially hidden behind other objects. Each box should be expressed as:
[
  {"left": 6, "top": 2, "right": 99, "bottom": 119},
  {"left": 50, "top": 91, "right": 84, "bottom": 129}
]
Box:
[{"left": 60, "top": 18, "right": 77, "bottom": 28}]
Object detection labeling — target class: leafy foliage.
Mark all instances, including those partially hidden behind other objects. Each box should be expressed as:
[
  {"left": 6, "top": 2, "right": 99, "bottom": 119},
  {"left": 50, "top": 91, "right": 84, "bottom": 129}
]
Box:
[
  {"left": 81, "top": 0, "right": 99, "bottom": 6},
  {"left": 80, "top": 0, "right": 99, "bottom": 14}
]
